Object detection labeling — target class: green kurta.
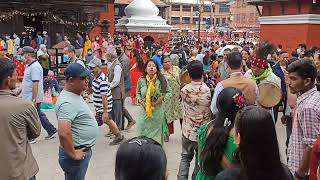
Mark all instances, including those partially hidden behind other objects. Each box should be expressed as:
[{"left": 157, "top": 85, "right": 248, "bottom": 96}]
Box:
[
  {"left": 136, "top": 77, "right": 172, "bottom": 145},
  {"left": 162, "top": 66, "right": 182, "bottom": 123},
  {"left": 196, "top": 122, "right": 237, "bottom": 180}
]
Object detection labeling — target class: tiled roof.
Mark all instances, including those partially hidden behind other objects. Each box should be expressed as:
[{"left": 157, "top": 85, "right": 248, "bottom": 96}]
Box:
[{"left": 114, "top": 0, "right": 169, "bottom": 7}]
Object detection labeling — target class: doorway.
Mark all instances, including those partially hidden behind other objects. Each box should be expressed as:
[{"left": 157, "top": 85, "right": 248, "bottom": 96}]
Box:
[
  {"left": 144, "top": 36, "right": 154, "bottom": 49},
  {"left": 23, "top": 15, "right": 43, "bottom": 36}
]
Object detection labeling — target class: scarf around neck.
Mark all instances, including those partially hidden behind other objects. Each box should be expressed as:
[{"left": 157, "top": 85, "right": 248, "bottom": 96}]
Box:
[
  {"left": 251, "top": 65, "right": 273, "bottom": 82},
  {"left": 146, "top": 74, "right": 157, "bottom": 118}
]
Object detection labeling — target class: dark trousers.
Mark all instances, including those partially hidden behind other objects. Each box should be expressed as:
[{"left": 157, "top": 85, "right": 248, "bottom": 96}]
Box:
[
  {"left": 177, "top": 135, "right": 199, "bottom": 180},
  {"left": 273, "top": 105, "right": 280, "bottom": 124},
  {"left": 123, "top": 99, "right": 134, "bottom": 124},
  {"left": 286, "top": 116, "right": 293, "bottom": 163},
  {"left": 36, "top": 103, "right": 56, "bottom": 135},
  {"left": 111, "top": 100, "right": 124, "bottom": 130}
]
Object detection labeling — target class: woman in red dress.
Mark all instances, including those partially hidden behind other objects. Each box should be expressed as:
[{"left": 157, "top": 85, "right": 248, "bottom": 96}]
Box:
[{"left": 129, "top": 48, "right": 145, "bottom": 105}]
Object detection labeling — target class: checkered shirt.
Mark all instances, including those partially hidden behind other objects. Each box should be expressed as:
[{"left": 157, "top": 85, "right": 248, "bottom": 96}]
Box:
[{"left": 288, "top": 87, "right": 320, "bottom": 174}]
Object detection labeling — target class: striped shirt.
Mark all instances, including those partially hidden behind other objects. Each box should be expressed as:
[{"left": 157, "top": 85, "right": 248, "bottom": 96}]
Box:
[{"left": 92, "top": 72, "right": 113, "bottom": 113}]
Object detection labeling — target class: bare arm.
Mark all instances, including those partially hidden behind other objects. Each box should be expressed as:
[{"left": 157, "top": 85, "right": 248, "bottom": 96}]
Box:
[
  {"left": 297, "top": 146, "right": 312, "bottom": 176},
  {"left": 102, "top": 95, "right": 109, "bottom": 113},
  {"left": 58, "top": 121, "right": 76, "bottom": 158},
  {"left": 32, "top": 81, "right": 39, "bottom": 101}
]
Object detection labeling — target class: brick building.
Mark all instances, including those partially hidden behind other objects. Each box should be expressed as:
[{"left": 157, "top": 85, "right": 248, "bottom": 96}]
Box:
[
  {"left": 229, "top": 0, "right": 260, "bottom": 31},
  {"left": 247, "top": 0, "right": 320, "bottom": 53},
  {"left": 166, "top": 0, "right": 232, "bottom": 33}
]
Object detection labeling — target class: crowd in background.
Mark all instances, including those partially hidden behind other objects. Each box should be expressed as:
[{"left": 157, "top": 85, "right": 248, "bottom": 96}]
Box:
[{"left": 1, "top": 29, "right": 320, "bottom": 180}]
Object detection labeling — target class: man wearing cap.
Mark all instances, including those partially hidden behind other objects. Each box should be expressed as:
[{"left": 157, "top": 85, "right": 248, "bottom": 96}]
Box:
[
  {"left": 55, "top": 63, "right": 98, "bottom": 180},
  {"left": 114, "top": 41, "right": 136, "bottom": 130},
  {"left": 244, "top": 53, "right": 281, "bottom": 120},
  {"left": 87, "top": 58, "right": 124, "bottom": 145},
  {"left": 106, "top": 47, "right": 126, "bottom": 130},
  {"left": 244, "top": 56, "right": 281, "bottom": 88},
  {"left": 211, "top": 52, "right": 258, "bottom": 114},
  {"left": 63, "top": 44, "right": 85, "bottom": 67},
  {"left": 21, "top": 46, "right": 57, "bottom": 142}
]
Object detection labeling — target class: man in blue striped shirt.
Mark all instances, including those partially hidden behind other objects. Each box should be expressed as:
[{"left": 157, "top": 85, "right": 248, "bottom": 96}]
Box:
[{"left": 88, "top": 58, "right": 124, "bottom": 146}]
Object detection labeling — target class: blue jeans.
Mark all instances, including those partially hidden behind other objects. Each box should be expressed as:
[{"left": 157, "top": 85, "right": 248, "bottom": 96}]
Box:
[
  {"left": 36, "top": 103, "right": 56, "bottom": 135},
  {"left": 59, "top": 147, "right": 92, "bottom": 180}
]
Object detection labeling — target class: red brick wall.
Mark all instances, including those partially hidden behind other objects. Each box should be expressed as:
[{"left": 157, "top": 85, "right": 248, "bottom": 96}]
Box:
[
  {"left": 90, "top": 3, "right": 115, "bottom": 39},
  {"left": 260, "top": 24, "right": 320, "bottom": 53},
  {"left": 262, "top": 0, "right": 320, "bottom": 16}
]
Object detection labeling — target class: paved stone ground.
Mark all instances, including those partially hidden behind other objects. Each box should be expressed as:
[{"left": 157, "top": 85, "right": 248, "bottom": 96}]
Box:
[{"left": 31, "top": 99, "right": 287, "bottom": 180}]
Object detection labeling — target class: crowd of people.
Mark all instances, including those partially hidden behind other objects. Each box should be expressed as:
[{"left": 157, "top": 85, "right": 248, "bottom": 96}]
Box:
[{"left": 0, "top": 30, "right": 320, "bottom": 180}]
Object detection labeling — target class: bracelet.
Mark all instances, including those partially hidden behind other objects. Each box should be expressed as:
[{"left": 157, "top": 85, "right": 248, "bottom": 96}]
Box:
[{"left": 294, "top": 172, "right": 306, "bottom": 179}]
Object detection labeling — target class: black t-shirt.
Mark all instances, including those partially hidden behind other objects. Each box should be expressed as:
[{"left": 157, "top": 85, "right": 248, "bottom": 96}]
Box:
[{"left": 215, "top": 166, "right": 294, "bottom": 180}]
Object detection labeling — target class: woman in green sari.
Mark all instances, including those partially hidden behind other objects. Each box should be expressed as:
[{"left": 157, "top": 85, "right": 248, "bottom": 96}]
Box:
[
  {"left": 162, "top": 57, "right": 182, "bottom": 142},
  {"left": 196, "top": 87, "right": 246, "bottom": 180},
  {"left": 136, "top": 59, "right": 171, "bottom": 145}
]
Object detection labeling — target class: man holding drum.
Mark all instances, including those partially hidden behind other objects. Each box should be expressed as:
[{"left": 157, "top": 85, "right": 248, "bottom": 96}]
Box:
[
  {"left": 244, "top": 43, "right": 281, "bottom": 121},
  {"left": 211, "top": 52, "right": 258, "bottom": 114}
]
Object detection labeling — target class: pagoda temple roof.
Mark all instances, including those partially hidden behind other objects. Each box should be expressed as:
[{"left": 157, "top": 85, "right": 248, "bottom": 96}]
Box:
[{"left": 115, "top": 0, "right": 169, "bottom": 7}]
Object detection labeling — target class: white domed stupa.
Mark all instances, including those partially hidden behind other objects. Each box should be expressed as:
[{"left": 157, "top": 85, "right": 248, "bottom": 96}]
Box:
[{"left": 116, "top": 0, "right": 171, "bottom": 33}]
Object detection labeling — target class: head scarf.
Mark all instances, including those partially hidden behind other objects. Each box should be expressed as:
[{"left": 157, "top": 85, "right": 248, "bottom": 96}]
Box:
[
  {"left": 251, "top": 56, "right": 268, "bottom": 69},
  {"left": 37, "top": 44, "right": 48, "bottom": 58}
]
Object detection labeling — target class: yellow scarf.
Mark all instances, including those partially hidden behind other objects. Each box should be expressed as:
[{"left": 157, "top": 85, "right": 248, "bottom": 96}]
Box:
[{"left": 146, "top": 74, "right": 157, "bottom": 118}]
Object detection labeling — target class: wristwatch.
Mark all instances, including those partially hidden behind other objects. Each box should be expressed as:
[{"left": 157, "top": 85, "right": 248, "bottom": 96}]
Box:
[{"left": 32, "top": 99, "right": 36, "bottom": 104}]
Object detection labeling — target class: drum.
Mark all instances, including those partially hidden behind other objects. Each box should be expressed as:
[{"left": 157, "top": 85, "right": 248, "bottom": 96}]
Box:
[
  {"left": 257, "top": 82, "right": 282, "bottom": 108},
  {"left": 180, "top": 69, "right": 191, "bottom": 87}
]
